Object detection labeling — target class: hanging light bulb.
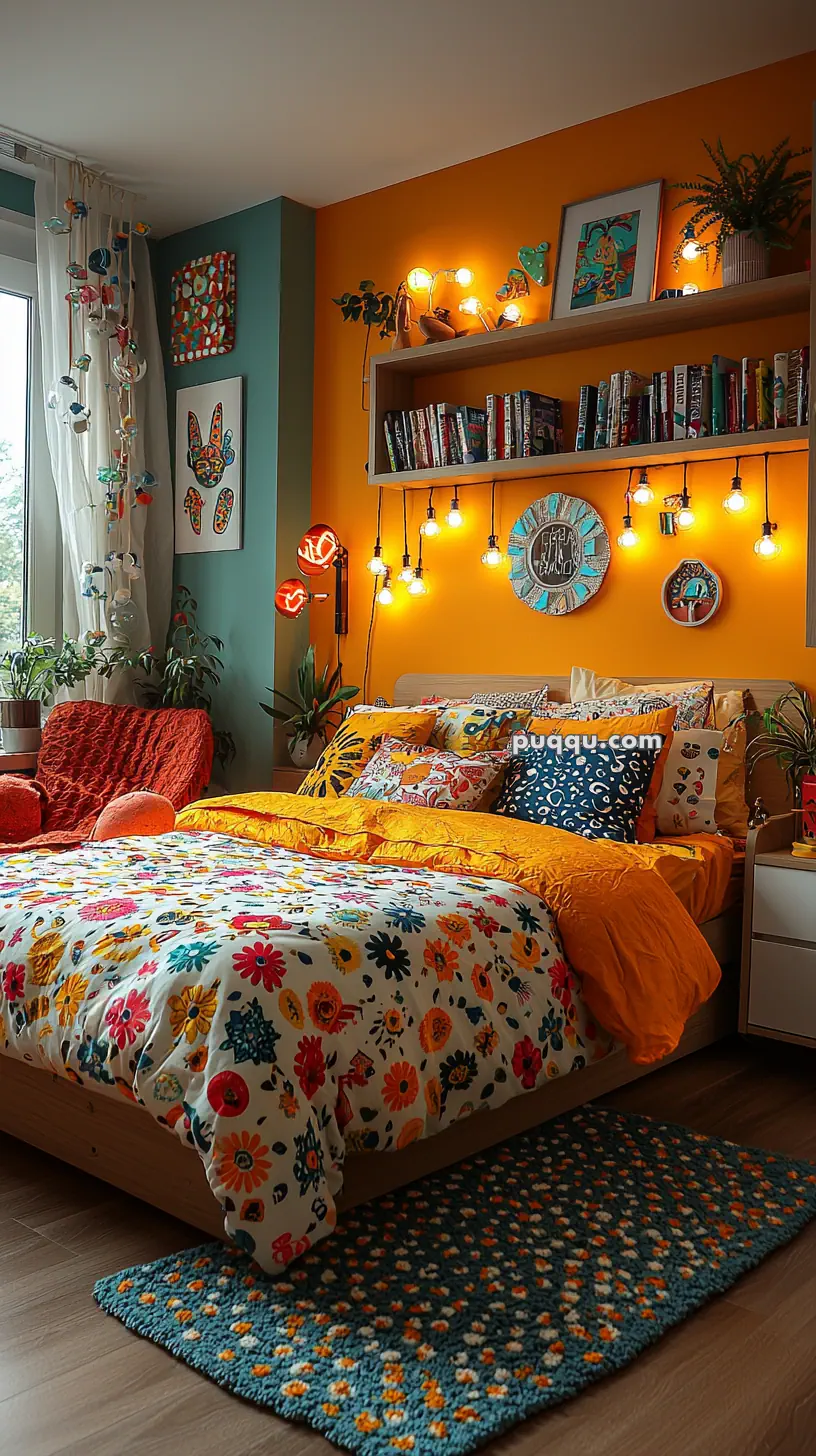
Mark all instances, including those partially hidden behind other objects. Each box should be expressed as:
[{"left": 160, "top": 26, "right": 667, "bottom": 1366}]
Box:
[
  {"left": 376, "top": 570, "right": 394, "bottom": 605},
  {"left": 676, "top": 466, "right": 694, "bottom": 530},
  {"left": 367, "top": 487, "right": 387, "bottom": 572},
  {"left": 446, "top": 493, "right": 463, "bottom": 528},
  {"left": 680, "top": 222, "right": 702, "bottom": 262},
  {"left": 631, "top": 468, "right": 653, "bottom": 506},
  {"left": 481, "top": 535, "right": 504, "bottom": 567},
  {"left": 397, "top": 553, "right": 414, "bottom": 584},
  {"left": 754, "top": 453, "right": 779, "bottom": 557},
  {"left": 617, "top": 514, "right": 638, "bottom": 549},
  {"left": 497, "top": 303, "right": 523, "bottom": 328},
  {"left": 397, "top": 488, "right": 413, "bottom": 581},
  {"left": 420, "top": 489, "right": 441, "bottom": 536},
  {"left": 406, "top": 267, "right": 433, "bottom": 293},
  {"left": 723, "top": 459, "right": 748, "bottom": 514},
  {"left": 407, "top": 565, "right": 427, "bottom": 595}
]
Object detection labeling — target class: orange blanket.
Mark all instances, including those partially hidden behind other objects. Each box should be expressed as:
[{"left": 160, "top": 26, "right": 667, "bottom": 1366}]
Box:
[{"left": 177, "top": 794, "right": 721, "bottom": 1064}]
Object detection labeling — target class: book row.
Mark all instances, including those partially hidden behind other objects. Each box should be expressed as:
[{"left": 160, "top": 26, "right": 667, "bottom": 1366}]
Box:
[
  {"left": 383, "top": 391, "right": 565, "bottom": 472},
  {"left": 576, "top": 348, "right": 810, "bottom": 451}
]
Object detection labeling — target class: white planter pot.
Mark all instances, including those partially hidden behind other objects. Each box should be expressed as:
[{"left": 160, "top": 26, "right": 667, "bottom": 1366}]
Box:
[
  {"left": 0, "top": 700, "right": 42, "bottom": 754},
  {"left": 721, "top": 232, "right": 769, "bottom": 287},
  {"left": 288, "top": 734, "right": 325, "bottom": 768}
]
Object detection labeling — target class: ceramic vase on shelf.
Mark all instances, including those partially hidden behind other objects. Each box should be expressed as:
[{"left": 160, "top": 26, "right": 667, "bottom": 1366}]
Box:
[
  {"left": 288, "top": 733, "right": 325, "bottom": 769},
  {"left": 0, "top": 699, "right": 42, "bottom": 754},
  {"left": 721, "top": 231, "right": 769, "bottom": 287}
]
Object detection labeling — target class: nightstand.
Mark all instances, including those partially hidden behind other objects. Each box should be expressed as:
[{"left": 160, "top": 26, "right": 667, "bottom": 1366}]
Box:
[
  {"left": 741, "top": 814, "right": 816, "bottom": 1048},
  {"left": 271, "top": 767, "right": 308, "bottom": 793}
]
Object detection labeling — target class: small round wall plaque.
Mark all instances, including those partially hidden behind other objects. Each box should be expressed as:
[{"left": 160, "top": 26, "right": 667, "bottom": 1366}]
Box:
[
  {"left": 661, "top": 559, "right": 722, "bottom": 627},
  {"left": 507, "top": 492, "right": 610, "bottom": 615}
]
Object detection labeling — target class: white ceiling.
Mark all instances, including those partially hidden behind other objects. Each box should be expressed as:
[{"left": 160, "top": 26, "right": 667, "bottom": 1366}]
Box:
[{"left": 2, "top": 0, "right": 815, "bottom": 236}]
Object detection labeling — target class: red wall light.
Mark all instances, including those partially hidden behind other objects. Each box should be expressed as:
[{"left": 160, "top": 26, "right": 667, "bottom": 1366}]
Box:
[
  {"left": 274, "top": 579, "right": 309, "bottom": 618},
  {"left": 297, "top": 524, "right": 342, "bottom": 576}
]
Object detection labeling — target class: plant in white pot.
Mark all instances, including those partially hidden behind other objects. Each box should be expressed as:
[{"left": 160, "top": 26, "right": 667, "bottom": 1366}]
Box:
[
  {"left": 672, "top": 137, "right": 811, "bottom": 286},
  {"left": 0, "top": 634, "right": 109, "bottom": 752},
  {"left": 260, "top": 645, "right": 359, "bottom": 768}
]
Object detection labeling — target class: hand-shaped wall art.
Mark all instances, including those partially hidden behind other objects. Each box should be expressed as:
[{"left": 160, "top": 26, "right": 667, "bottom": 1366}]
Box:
[{"left": 174, "top": 377, "right": 243, "bottom": 554}]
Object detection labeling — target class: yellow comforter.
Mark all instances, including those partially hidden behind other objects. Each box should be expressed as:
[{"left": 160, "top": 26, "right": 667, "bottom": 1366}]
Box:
[{"left": 177, "top": 794, "right": 721, "bottom": 1064}]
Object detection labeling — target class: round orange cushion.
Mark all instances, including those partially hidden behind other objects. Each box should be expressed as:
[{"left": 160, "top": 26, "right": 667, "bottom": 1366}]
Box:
[{"left": 91, "top": 791, "right": 176, "bottom": 841}]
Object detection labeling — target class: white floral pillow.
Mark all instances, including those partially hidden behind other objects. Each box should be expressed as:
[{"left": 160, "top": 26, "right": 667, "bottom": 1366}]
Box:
[
  {"left": 655, "top": 728, "right": 723, "bottom": 834},
  {"left": 345, "top": 735, "right": 505, "bottom": 810}
]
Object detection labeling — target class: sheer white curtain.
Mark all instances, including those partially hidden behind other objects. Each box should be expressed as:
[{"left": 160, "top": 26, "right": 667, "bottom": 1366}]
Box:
[{"left": 34, "top": 159, "right": 172, "bottom": 700}]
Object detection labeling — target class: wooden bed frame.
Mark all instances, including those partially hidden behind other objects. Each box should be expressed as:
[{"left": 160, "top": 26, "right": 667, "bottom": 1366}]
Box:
[{"left": 0, "top": 674, "right": 793, "bottom": 1240}]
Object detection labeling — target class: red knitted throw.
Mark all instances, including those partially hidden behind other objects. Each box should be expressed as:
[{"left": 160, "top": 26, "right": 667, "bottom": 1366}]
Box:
[{"left": 0, "top": 702, "right": 214, "bottom": 853}]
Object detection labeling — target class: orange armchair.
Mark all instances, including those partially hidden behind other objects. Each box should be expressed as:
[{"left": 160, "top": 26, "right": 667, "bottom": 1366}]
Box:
[{"left": 0, "top": 701, "right": 214, "bottom": 852}]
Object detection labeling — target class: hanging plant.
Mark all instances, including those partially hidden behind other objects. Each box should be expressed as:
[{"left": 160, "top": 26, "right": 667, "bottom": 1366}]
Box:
[
  {"left": 332, "top": 281, "right": 397, "bottom": 338},
  {"left": 671, "top": 137, "right": 811, "bottom": 269}
]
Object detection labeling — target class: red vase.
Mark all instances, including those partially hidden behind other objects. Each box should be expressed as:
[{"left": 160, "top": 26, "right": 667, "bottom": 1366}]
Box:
[{"left": 801, "top": 773, "right": 816, "bottom": 840}]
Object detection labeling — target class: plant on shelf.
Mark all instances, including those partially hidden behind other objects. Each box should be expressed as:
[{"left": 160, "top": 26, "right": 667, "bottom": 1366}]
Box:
[
  {"left": 0, "top": 634, "right": 110, "bottom": 752},
  {"left": 672, "top": 137, "right": 811, "bottom": 285},
  {"left": 116, "top": 586, "right": 235, "bottom": 769},
  {"left": 332, "top": 280, "right": 397, "bottom": 339},
  {"left": 260, "top": 644, "right": 359, "bottom": 767},
  {"left": 748, "top": 683, "right": 816, "bottom": 803}
]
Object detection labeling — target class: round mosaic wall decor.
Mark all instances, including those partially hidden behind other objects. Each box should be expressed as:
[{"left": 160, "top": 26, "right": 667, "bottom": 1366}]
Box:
[
  {"left": 508, "top": 492, "right": 611, "bottom": 615},
  {"left": 661, "top": 558, "right": 722, "bottom": 627}
]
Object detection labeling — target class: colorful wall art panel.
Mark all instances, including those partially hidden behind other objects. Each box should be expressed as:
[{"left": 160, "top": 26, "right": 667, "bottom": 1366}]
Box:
[
  {"left": 508, "top": 493, "right": 610, "bottom": 615},
  {"left": 661, "top": 559, "right": 722, "bottom": 627},
  {"left": 171, "top": 251, "right": 236, "bottom": 364},
  {"left": 551, "top": 181, "right": 662, "bottom": 318},
  {"left": 174, "top": 376, "right": 243, "bottom": 554}
]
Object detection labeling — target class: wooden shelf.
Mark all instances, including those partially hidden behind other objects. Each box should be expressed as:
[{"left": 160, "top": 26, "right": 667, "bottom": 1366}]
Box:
[
  {"left": 370, "top": 426, "right": 808, "bottom": 489},
  {"left": 374, "top": 272, "right": 810, "bottom": 380}
]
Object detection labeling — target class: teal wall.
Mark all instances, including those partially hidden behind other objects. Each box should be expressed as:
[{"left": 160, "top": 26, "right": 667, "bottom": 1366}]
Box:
[
  {"left": 0, "top": 167, "right": 35, "bottom": 216},
  {"left": 153, "top": 197, "right": 315, "bottom": 792}
]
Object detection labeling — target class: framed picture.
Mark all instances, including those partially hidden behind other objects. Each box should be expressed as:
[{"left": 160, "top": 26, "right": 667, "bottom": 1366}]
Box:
[
  {"left": 174, "top": 376, "right": 243, "bottom": 554},
  {"left": 550, "top": 181, "right": 663, "bottom": 319}
]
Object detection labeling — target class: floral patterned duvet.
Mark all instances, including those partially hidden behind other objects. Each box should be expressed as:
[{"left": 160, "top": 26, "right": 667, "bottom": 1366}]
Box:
[{"left": 0, "top": 830, "right": 610, "bottom": 1271}]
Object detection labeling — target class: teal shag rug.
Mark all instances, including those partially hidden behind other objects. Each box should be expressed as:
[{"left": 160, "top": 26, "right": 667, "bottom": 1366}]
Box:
[{"left": 94, "top": 1107, "right": 816, "bottom": 1455}]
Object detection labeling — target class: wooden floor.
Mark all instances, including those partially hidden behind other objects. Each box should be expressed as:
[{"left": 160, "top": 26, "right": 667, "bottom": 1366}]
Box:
[{"left": 2, "top": 1036, "right": 816, "bottom": 1456}]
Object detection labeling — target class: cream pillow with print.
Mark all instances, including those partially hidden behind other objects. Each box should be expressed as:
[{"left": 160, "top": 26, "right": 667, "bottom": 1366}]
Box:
[
  {"left": 570, "top": 666, "right": 712, "bottom": 701},
  {"left": 655, "top": 729, "right": 723, "bottom": 835}
]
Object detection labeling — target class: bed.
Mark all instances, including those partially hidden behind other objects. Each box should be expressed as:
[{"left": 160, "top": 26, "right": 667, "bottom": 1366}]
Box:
[{"left": 0, "top": 674, "right": 792, "bottom": 1267}]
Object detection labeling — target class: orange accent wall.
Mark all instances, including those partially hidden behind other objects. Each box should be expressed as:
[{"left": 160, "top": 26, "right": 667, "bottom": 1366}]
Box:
[{"left": 312, "top": 53, "right": 815, "bottom": 702}]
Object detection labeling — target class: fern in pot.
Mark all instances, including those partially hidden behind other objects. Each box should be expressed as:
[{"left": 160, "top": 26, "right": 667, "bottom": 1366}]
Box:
[
  {"left": 748, "top": 685, "right": 816, "bottom": 836},
  {"left": 260, "top": 645, "right": 359, "bottom": 767},
  {"left": 673, "top": 137, "right": 811, "bottom": 286}
]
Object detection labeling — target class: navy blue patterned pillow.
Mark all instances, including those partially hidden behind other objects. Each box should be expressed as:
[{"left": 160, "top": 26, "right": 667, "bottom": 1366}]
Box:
[{"left": 493, "top": 737, "right": 663, "bottom": 842}]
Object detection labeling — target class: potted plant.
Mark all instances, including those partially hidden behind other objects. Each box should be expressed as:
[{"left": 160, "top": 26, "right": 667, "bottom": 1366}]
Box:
[
  {"left": 116, "top": 586, "right": 236, "bottom": 769},
  {"left": 260, "top": 644, "right": 359, "bottom": 767},
  {"left": 0, "top": 634, "right": 109, "bottom": 752},
  {"left": 672, "top": 137, "right": 811, "bottom": 286},
  {"left": 748, "top": 684, "right": 816, "bottom": 828}
]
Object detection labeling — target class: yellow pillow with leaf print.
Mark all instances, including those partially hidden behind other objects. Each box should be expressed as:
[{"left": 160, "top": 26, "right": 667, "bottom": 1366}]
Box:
[
  {"left": 430, "top": 704, "right": 531, "bottom": 757},
  {"left": 297, "top": 710, "right": 436, "bottom": 799}
]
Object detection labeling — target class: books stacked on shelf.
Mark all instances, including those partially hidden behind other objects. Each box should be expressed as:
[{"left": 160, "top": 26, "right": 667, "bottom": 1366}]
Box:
[
  {"left": 487, "top": 391, "right": 564, "bottom": 460},
  {"left": 383, "top": 403, "right": 487, "bottom": 472},
  {"left": 576, "top": 346, "right": 809, "bottom": 451}
]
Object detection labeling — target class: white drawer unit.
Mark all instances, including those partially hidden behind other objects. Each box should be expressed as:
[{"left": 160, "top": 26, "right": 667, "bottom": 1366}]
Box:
[{"left": 741, "top": 844, "right": 816, "bottom": 1050}]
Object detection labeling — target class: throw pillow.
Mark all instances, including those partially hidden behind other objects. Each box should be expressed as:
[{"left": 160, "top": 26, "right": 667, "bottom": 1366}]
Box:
[
  {"left": 543, "top": 687, "right": 712, "bottom": 731},
  {"left": 430, "top": 705, "right": 532, "bottom": 756},
  {"left": 297, "top": 710, "right": 436, "bottom": 799},
  {"left": 345, "top": 736, "right": 505, "bottom": 810},
  {"left": 654, "top": 729, "right": 723, "bottom": 835},
  {"left": 527, "top": 707, "right": 676, "bottom": 842},
  {"left": 494, "top": 735, "right": 665, "bottom": 843}
]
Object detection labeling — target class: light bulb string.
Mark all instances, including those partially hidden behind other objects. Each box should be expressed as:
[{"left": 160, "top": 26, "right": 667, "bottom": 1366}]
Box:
[
  {"left": 375, "top": 485, "right": 383, "bottom": 550},
  {"left": 764, "top": 451, "right": 771, "bottom": 527},
  {"left": 402, "top": 488, "right": 409, "bottom": 556},
  {"left": 490, "top": 479, "right": 496, "bottom": 539},
  {"left": 624, "top": 467, "right": 633, "bottom": 521},
  {"left": 427, "top": 486, "right": 435, "bottom": 519}
]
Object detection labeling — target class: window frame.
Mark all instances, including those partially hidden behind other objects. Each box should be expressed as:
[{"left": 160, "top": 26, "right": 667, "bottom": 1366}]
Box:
[{"left": 0, "top": 250, "right": 59, "bottom": 645}]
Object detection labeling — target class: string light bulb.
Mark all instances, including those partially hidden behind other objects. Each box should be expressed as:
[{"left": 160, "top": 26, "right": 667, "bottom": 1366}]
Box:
[
  {"left": 680, "top": 222, "right": 702, "bottom": 262},
  {"left": 397, "top": 553, "right": 414, "bottom": 584},
  {"left": 459, "top": 296, "right": 495, "bottom": 331},
  {"left": 453, "top": 267, "right": 474, "bottom": 288},
  {"left": 446, "top": 493, "right": 463, "bottom": 528},
  {"left": 366, "top": 488, "right": 387, "bottom": 572},
  {"left": 497, "top": 303, "right": 523, "bottom": 328},
  {"left": 420, "top": 489, "right": 440, "bottom": 537},
  {"left": 376, "top": 571, "right": 394, "bottom": 605},
  {"left": 676, "top": 465, "right": 694, "bottom": 530},
  {"left": 397, "top": 489, "right": 413, "bottom": 581},
  {"left": 723, "top": 459, "right": 748, "bottom": 514},
  {"left": 631, "top": 468, "right": 653, "bottom": 506},
  {"left": 407, "top": 565, "right": 427, "bottom": 595},
  {"left": 406, "top": 267, "right": 433, "bottom": 293},
  {"left": 617, "top": 515, "right": 638, "bottom": 549},
  {"left": 481, "top": 481, "right": 504, "bottom": 566},
  {"left": 754, "top": 453, "right": 779, "bottom": 558}
]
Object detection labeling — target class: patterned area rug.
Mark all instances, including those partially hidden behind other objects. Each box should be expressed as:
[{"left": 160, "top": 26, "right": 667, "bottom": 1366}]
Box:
[{"left": 94, "top": 1107, "right": 816, "bottom": 1455}]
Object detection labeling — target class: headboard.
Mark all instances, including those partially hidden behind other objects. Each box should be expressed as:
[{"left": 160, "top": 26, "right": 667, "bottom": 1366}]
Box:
[{"left": 393, "top": 673, "right": 792, "bottom": 819}]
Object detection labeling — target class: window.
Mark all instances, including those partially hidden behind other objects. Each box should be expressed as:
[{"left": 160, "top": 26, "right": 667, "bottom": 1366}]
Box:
[{"left": 0, "top": 252, "right": 57, "bottom": 648}]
